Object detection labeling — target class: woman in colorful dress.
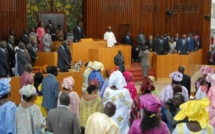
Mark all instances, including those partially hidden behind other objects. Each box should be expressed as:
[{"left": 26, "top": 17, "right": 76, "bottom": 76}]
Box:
[
  {"left": 57, "top": 76, "right": 80, "bottom": 119},
  {"left": 36, "top": 21, "right": 45, "bottom": 52},
  {"left": 16, "top": 85, "right": 46, "bottom": 134},
  {"left": 103, "top": 70, "right": 133, "bottom": 134},
  {"left": 173, "top": 98, "right": 215, "bottom": 133},
  {"left": 0, "top": 78, "right": 17, "bottom": 134},
  {"left": 129, "top": 94, "right": 170, "bottom": 134},
  {"left": 160, "top": 71, "right": 189, "bottom": 102},
  {"left": 123, "top": 71, "right": 137, "bottom": 100},
  {"left": 80, "top": 79, "right": 103, "bottom": 131},
  {"left": 34, "top": 72, "right": 47, "bottom": 117}
]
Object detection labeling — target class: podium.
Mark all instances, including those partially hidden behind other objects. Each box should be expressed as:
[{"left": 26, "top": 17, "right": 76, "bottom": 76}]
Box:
[
  {"left": 152, "top": 49, "right": 202, "bottom": 80},
  {"left": 89, "top": 45, "right": 131, "bottom": 73}
]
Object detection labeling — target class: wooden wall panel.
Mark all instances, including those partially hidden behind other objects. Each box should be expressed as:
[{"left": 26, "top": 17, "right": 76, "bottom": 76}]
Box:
[
  {"left": 83, "top": 0, "right": 211, "bottom": 64},
  {"left": 0, "top": 0, "right": 26, "bottom": 40}
]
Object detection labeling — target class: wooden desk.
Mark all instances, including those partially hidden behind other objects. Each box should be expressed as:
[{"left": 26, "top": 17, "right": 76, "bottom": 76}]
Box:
[
  {"left": 9, "top": 71, "right": 83, "bottom": 104},
  {"left": 34, "top": 52, "right": 58, "bottom": 67},
  {"left": 152, "top": 49, "right": 202, "bottom": 80},
  {"left": 88, "top": 45, "right": 131, "bottom": 75}
]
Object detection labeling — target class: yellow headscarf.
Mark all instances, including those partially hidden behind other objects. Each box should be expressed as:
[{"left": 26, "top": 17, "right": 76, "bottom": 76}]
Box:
[{"left": 174, "top": 98, "right": 210, "bottom": 129}]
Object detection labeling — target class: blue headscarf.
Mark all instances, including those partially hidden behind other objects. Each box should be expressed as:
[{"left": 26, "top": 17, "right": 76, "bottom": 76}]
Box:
[{"left": 0, "top": 78, "right": 11, "bottom": 98}]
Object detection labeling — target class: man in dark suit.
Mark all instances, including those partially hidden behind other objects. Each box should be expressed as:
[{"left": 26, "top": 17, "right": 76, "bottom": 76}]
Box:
[
  {"left": 145, "top": 35, "right": 154, "bottom": 51},
  {"left": 57, "top": 40, "right": 71, "bottom": 72},
  {"left": 0, "top": 41, "right": 10, "bottom": 77},
  {"left": 28, "top": 39, "right": 38, "bottom": 66},
  {"left": 65, "top": 39, "right": 72, "bottom": 65},
  {"left": 20, "top": 29, "right": 30, "bottom": 47},
  {"left": 73, "top": 22, "right": 85, "bottom": 42},
  {"left": 207, "top": 46, "right": 215, "bottom": 65},
  {"left": 178, "top": 65, "right": 191, "bottom": 97},
  {"left": 45, "top": 19, "right": 56, "bottom": 40},
  {"left": 154, "top": 35, "right": 168, "bottom": 55},
  {"left": 17, "top": 42, "right": 30, "bottom": 75},
  {"left": 187, "top": 33, "right": 195, "bottom": 52},
  {"left": 6, "top": 35, "right": 15, "bottom": 76},
  {"left": 47, "top": 92, "right": 80, "bottom": 134},
  {"left": 178, "top": 34, "right": 189, "bottom": 55},
  {"left": 114, "top": 50, "right": 125, "bottom": 72},
  {"left": 121, "top": 32, "right": 134, "bottom": 62},
  {"left": 42, "top": 66, "right": 59, "bottom": 111}
]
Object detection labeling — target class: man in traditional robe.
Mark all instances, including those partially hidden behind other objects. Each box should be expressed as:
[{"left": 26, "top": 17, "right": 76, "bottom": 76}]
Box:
[{"left": 104, "top": 26, "right": 117, "bottom": 48}]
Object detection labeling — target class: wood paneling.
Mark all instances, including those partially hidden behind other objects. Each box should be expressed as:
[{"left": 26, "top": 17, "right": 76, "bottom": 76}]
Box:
[
  {"left": 83, "top": 0, "right": 211, "bottom": 64},
  {"left": 0, "top": 0, "right": 26, "bottom": 40}
]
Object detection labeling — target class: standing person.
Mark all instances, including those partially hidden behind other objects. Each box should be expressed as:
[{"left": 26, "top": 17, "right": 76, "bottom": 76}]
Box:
[
  {"left": 187, "top": 33, "right": 195, "bottom": 52},
  {"left": 65, "top": 38, "right": 72, "bottom": 65},
  {"left": 42, "top": 28, "right": 53, "bottom": 52},
  {"left": 0, "top": 41, "right": 10, "bottom": 77},
  {"left": 172, "top": 98, "right": 215, "bottom": 133},
  {"left": 100, "top": 69, "right": 113, "bottom": 98},
  {"left": 41, "top": 66, "right": 60, "bottom": 111},
  {"left": 0, "top": 78, "right": 17, "bottom": 134},
  {"left": 129, "top": 94, "right": 170, "bottom": 134},
  {"left": 207, "top": 46, "right": 215, "bottom": 65},
  {"left": 123, "top": 71, "right": 137, "bottom": 100},
  {"left": 136, "top": 30, "right": 146, "bottom": 53},
  {"left": 57, "top": 76, "right": 80, "bottom": 119},
  {"left": 6, "top": 35, "right": 15, "bottom": 76},
  {"left": 103, "top": 71, "right": 133, "bottom": 134},
  {"left": 139, "top": 46, "right": 150, "bottom": 77},
  {"left": 160, "top": 71, "right": 189, "bottom": 102},
  {"left": 122, "top": 32, "right": 134, "bottom": 62},
  {"left": 178, "top": 34, "right": 189, "bottom": 55},
  {"left": 34, "top": 72, "right": 47, "bottom": 117},
  {"left": 80, "top": 80, "right": 103, "bottom": 129},
  {"left": 36, "top": 21, "right": 45, "bottom": 51},
  {"left": 20, "top": 29, "right": 30, "bottom": 47},
  {"left": 73, "top": 21, "right": 85, "bottom": 42},
  {"left": 85, "top": 102, "right": 120, "bottom": 134},
  {"left": 16, "top": 85, "right": 46, "bottom": 134},
  {"left": 17, "top": 42, "right": 29, "bottom": 76},
  {"left": 57, "top": 40, "right": 71, "bottom": 72},
  {"left": 28, "top": 39, "right": 38, "bottom": 66},
  {"left": 169, "top": 37, "right": 177, "bottom": 53},
  {"left": 56, "top": 25, "right": 64, "bottom": 41},
  {"left": 114, "top": 50, "right": 125, "bottom": 72},
  {"left": 82, "top": 61, "right": 94, "bottom": 92},
  {"left": 47, "top": 93, "right": 80, "bottom": 134},
  {"left": 20, "top": 63, "right": 34, "bottom": 88},
  {"left": 104, "top": 26, "right": 117, "bottom": 48},
  {"left": 29, "top": 27, "right": 38, "bottom": 49},
  {"left": 178, "top": 65, "right": 191, "bottom": 97},
  {"left": 145, "top": 35, "right": 154, "bottom": 51},
  {"left": 45, "top": 19, "right": 56, "bottom": 40}
]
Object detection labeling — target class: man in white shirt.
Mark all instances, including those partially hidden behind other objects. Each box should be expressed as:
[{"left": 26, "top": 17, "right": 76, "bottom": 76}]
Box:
[
  {"left": 43, "top": 28, "right": 53, "bottom": 52},
  {"left": 104, "top": 26, "right": 117, "bottom": 48}
]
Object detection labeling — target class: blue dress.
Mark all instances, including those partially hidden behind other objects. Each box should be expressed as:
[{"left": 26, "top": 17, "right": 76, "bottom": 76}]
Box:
[{"left": 0, "top": 101, "right": 17, "bottom": 134}]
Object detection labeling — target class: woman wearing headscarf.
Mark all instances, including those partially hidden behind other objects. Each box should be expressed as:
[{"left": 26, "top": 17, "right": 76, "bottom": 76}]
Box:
[
  {"left": 0, "top": 78, "right": 17, "bottom": 134},
  {"left": 207, "top": 73, "right": 215, "bottom": 127},
  {"left": 195, "top": 65, "right": 214, "bottom": 94},
  {"left": 130, "top": 77, "right": 156, "bottom": 123},
  {"left": 123, "top": 71, "right": 137, "bottom": 100},
  {"left": 57, "top": 76, "right": 80, "bottom": 119},
  {"left": 34, "top": 72, "right": 47, "bottom": 117},
  {"left": 80, "top": 79, "right": 103, "bottom": 131},
  {"left": 172, "top": 98, "right": 215, "bottom": 133},
  {"left": 103, "top": 70, "right": 133, "bottom": 134},
  {"left": 16, "top": 85, "right": 46, "bottom": 134},
  {"left": 160, "top": 71, "right": 189, "bottom": 102},
  {"left": 88, "top": 61, "right": 104, "bottom": 91},
  {"left": 129, "top": 94, "right": 170, "bottom": 134},
  {"left": 82, "top": 61, "right": 94, "bottom": 92}
]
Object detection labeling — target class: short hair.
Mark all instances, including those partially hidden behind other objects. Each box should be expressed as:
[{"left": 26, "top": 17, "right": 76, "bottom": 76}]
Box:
[
  {"left": 86, "top": 84, "right": 98, "bottom": 94},
  {"left": 173, "top": 85, "right": 182, "bottom": 94},
  {"left": 60, "top": 92, "right": 70, "bottom": 106},
  {"left": 34, "top": 72, "right": 43, "bottom": 89},
  {"left": 24, "top": 63, "right": 32, "bottom": 72},
  {"left": 48, "top": 66, "right": 58, "bottom": 75}
]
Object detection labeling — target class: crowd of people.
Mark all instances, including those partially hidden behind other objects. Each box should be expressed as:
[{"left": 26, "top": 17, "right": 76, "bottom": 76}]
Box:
[{"left": 1, "top": 60, "right": 215, "bottom": 133}]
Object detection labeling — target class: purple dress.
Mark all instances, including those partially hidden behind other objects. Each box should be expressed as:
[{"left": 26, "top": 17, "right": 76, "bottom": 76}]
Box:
[{"left": 129, "top": 119, "right": 170, "bottom": 134}]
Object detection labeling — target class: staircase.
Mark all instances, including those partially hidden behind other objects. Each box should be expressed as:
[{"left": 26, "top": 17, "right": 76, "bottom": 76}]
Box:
[{"left": 126, "top": 63, "right": 156, "bottom": 82}]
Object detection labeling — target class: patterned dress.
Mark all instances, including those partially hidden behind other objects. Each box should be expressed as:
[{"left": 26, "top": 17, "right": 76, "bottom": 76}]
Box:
[
  {"left": 103, "top": 87, "right": 133, "bottom": 134},
  {"left": 16, "top": 104, "right": 46, "bottom": 134},
  {"left": 79, "top": 95, "right": 103, "bottom": 127}
]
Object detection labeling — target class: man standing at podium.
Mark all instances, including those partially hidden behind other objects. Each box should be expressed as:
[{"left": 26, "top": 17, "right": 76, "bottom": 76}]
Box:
[{"left": 104, "top": 26, "right": 117, "bottom": 48}]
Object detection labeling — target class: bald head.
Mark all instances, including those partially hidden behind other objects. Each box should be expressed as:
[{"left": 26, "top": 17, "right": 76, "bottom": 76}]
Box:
[
  {"left": 104, "top": 102, "right": 116, "bottom": 117},
  {"left": 178, "top": 65, "right": 185, "bottom": 74}
]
